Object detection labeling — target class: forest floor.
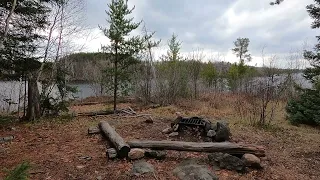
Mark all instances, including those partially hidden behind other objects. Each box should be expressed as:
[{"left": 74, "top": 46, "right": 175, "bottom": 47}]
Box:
[{"left": 1, "top": 93, "right": 320, "bottom": 180}]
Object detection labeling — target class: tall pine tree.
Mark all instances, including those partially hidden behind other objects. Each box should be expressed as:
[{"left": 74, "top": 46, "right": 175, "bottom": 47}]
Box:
[
  {"left": 100, "top": 0, "right": 153, "bottom": 112},
  {"left": 0, "top": 0, "right": 51, "bottom": 120},
  {"left": 286, "top": 0, "right": 320, "bottom": 126}
]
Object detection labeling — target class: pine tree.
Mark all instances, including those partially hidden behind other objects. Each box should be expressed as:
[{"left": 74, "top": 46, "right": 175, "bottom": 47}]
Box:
[
  {"left": 232, "top": 38, "right": 252, "bottom": 64},
  {"left": 0, "top": 0, "right": 51, "bottom": 121},
  {"left": 230, "top": 37, "right": 251, "bottom": 92},
  {"left": 286, "top": 0, "right": 320, "bottom": 126},
  {"left": 201, "top": 62, "right": 218, "bottom": 88},
  {"left": 159, "top": 34, "right": 189, "bottom": 103},
  {"left": 100, "top": 0, "right": 152, "bottom": 112}
]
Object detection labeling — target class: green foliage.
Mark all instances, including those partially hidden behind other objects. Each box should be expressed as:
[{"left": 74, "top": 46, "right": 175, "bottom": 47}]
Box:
[
  {"left": 201, "top": 62, "right": 218, "bottom": 87},
  {"left": 0, "top": 115, "right": 17, "bottom": 126},
  {"left": 286, "top": 0, "right": 320, "bottom": 126},
  {"left": 0, "top": 0, "right": 50, "bottom": 80},
  {"left": 100, "top": 0, "right": 153, "bottom": 110},
  {"left": 232, "top": 37, "right": 252, "bottom": 63},
  {"left": 227, "top": 37, "right": 255, "bottom": 92},
  {"left": 286, "top": 89, "right": 320, "bottom": 126},
  {"left": 227, "top": 63, "right": 240, "bottom": 91},
  {"left": 4, "top": 162, "right": 31, "bottom": 180},
  {"left": 270, "top": 0, "right": 284, "bottom": 5},
  {"left": 155, "top": 34, "right": 189, "bottom": 104}
]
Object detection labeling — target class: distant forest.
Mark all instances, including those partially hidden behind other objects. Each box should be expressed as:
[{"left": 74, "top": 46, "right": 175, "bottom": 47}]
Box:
[{"left": 63, "top": 52, "right": 302, "bottom": 83}]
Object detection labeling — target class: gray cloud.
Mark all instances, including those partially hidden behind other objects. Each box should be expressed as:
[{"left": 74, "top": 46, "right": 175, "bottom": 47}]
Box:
[{"left": 83, "top": 0, "right": 318, "bottom": 61}]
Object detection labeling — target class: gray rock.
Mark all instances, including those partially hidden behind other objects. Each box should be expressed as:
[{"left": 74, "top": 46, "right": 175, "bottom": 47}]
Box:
[
  {"left": 208, "top": 153, "right": 245, "bottom": 172},
  {"left": 169, "top": 132, "right": 179, "bottom": 137},
  {"left": 145, "top": 117, "right": 154, "bottom": 123},
  {"left": 128, "top": 148, "right": 145, "bottom": 160},
  {"left": 0, "top": 135, "right": 14, "bottom": 143},
  {"left": 242, "top": 154, "right": 262, "bottom": 169},
  {"left": 210, "top": 123, "right": 217, "bottom": 131},
  {"left": 88, "top": 126, "right": 100, "bottom": 134},
  {"left": 8, "top": 127, "right": 16, "bottom": 131},
  {"left": 162, "top": 127, "right": 173, "bottom": 134},
  {"left": 204, "top": 120, "right": 213, "bottom": 132},
  {"left": 207, "top": 130, "right": 216, "bottom": 138},
  {"left": 214, "top": 121, "right": 230, "bottom": 142},
  {"left": 145, "top": 150, "right": 167, "bottom": 160},
  {"left": 173, "top": 124, "right": 179, "bottom": 131},
  {"left": 132, "top": 160, "right": 155, "bottom": 176},
  {"left": 79, "top": 155, "right": 92, "bottom": 161},
  {"left": 173, "top": 159, "right": 219, "bottom": 180},
  {"left": 96, "top": 176, "right": 102, "bottom": 180},
  {"left": 76, "top": 165, "right": 85, "bottom": 169},
  {"left": 106, "top": 148, "right": 117, "bottom": 159}
]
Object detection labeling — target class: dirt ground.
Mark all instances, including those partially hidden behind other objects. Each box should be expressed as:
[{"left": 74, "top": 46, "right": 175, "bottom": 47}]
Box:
[{"left": 1, "top": 97, "right": 320, "bottom": 180}]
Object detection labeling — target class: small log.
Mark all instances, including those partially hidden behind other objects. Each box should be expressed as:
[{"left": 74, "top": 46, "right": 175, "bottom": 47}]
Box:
[
  {"left": 75, "top": 101, "right": 101, "bottom": 106},
  {"left": 127, "top": 140, "right": 265, "bottom": 157},
  {"left": 77, "top": 110, "right": 114, "bottom": 117},
  {"left": 99, "top": 121, "right": 130, "bottom": 158}
]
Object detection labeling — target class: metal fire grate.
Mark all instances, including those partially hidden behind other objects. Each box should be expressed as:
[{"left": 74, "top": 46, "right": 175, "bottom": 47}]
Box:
[{"left": 178, "top": 117, "right": 206, "bottom": 127}]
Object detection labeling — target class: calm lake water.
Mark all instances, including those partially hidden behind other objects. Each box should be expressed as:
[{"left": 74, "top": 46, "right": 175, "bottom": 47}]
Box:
[
  {"left": 0, "top": 73, "right": 312, "bottom": 112},
  {"left": 0, "top": 82, "right": 99, "bottom": 112}
]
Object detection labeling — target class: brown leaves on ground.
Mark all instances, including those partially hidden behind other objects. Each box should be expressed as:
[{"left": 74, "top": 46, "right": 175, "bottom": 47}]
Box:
[{"left": 1, "top": 98, "right": 320, "bottom": 180}]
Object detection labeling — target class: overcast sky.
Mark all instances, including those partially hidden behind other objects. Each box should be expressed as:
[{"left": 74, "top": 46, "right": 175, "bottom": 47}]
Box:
[{"left": 79, "top": 0, "right": 318, "bottom": 68}]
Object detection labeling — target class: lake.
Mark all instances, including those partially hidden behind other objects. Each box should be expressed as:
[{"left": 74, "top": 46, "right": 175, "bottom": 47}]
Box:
[{"left": 0, "top": 73, "right": 312, "bottom": 112}]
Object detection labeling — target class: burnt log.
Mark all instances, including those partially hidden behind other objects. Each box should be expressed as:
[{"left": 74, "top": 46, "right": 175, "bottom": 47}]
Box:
[
  {"left": 127, "top": 140, "right": 265, "bottom": 157},
  {"left": 99, "top": 121, "right": 130, "bottom": 158}
]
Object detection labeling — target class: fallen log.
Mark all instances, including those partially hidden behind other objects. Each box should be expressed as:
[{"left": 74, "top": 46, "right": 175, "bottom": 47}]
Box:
[
  {"left": 77, "top": 110, "right": 114, "bottom": 117},
  {"left": 127, "top": 140, "right": 265, "bottom": 157},
  {"left": 99, "top": 121, "right": 130, "bottom": 158}
]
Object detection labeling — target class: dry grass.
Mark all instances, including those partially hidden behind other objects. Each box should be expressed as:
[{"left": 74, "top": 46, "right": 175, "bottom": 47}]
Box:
[{"left": 1, "top": 93, "right": 320, "bottom": 179}]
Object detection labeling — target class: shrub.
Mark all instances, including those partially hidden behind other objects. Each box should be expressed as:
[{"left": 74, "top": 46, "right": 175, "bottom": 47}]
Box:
[{"left": 286, "top": 89, "right": 320, "bottom": 126}]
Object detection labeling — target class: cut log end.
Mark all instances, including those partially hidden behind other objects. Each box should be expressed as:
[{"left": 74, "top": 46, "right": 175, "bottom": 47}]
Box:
[{"left": 99, "top": 121, "right": 130, "bottom": 158}]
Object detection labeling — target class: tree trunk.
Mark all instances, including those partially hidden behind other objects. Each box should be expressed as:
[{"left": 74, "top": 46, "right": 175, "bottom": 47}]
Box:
[
  {"left": 113, "top": 44, "right": 118, "bottom": 112},
  {"left": 99, "top": 121, "right": 130, "bottom": 158},
  {"left": 128, "top": 140, "right": 265, "bottom": 157},
  {"left": 25, "top": 74, "right": 41, "bottom": 121},
  {"left": 2, "top": 0, "right": 17, "bottom": 41}
]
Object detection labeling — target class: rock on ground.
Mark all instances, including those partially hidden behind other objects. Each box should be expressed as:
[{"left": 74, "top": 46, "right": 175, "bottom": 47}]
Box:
[
  {"left": 88, "top": 126, "right": 100, "bottom": 134},
  {"left": 132, "top": 160, "right": 155, "bottom": 176},
  {"left": 145, "top": 117, "right": 154, "bottom": 123},
  {"left": 162, "top": 127, "right": 173, "bottom": 134},
  {"left": 0, "top": 136, "right": 14, "bottom": 143},
  {"left": 242, "top": 153, "right": 262, "bottom": 169},
  {"left": 145, "top": 150, "right": 167, "bottom": 160},
  {"left": 208, "top": 152, "right": 245, "bottom": 172},
  {"left": 169, "top": 132, "right": 179, "bottom": 137},
  {"left": 214, "top": 121, "right": 231, "bottom": 142},
  {"left": 207, "top": 130, "right": 216, "bottom": 138},
  {"left": 173, "top": 159, "right": 219, "bottom": 180},
  {"left": 128, "top": 148, "right": 145, "bottom": 160},
  {"left": 106, "top": 148, "right": 117, "bottom": 159}
]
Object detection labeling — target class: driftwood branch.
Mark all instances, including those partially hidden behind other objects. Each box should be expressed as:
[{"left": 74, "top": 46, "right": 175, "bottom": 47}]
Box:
[
  {"left": 128, "top": 140, "right": 265, "bottom": 157},
  {"left": 99, "top": 121, "right": 130, "bottom": 158}
]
